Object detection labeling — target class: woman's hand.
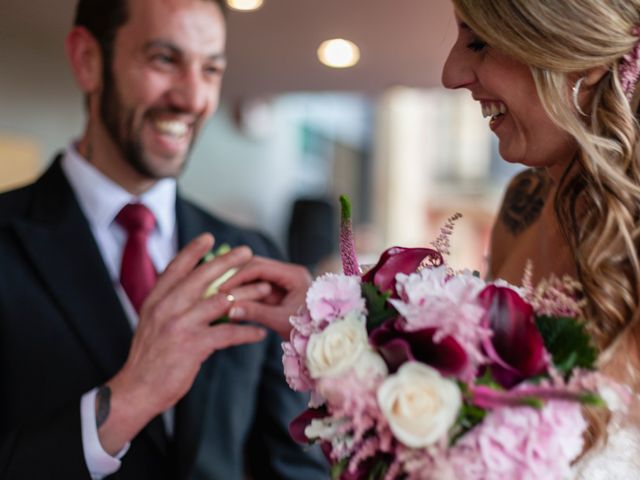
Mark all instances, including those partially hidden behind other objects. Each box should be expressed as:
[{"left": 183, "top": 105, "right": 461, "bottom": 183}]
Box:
[{"left": 220, "top": 257, "right": 312, "bottom": 339}]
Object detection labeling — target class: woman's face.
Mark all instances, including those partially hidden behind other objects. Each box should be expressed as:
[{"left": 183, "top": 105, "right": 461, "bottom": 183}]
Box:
[{"left": 441, "top": 13, "right": 576, "bottom": 170}]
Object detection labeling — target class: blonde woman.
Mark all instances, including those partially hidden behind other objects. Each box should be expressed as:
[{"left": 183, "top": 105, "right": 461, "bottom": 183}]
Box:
[
  {"left": 442, "top": 0, "right": 640, "bottom": 475},
  {"left": 225, "top": 0, "right": 640, "bottom": 474}
]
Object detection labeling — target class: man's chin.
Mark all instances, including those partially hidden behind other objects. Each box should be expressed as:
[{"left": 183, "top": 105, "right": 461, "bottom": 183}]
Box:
[{"left": 128, "top": 154, "right": 188, "bottom": 180}]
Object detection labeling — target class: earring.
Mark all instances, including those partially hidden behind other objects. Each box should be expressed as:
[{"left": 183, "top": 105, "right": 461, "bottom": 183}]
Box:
[{"left": 572, "top": 76, "right": 587, "bottom": 116}]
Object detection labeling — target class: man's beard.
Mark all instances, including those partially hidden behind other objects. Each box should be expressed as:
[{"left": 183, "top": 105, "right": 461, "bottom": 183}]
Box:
[{"left": 99, "top": 66, "right": 196, "bottom": 180}]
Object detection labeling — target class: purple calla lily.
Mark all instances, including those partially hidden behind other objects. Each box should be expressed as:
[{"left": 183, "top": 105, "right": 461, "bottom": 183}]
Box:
[
  {"left": 370, "top": 321, "right": 469, "bottom": 376},
  {"left": 362, "top": 247, "right": 443, "bottom": 296},
  {"left": 479, "top": 285, "right": 548, "bottom": 388}
]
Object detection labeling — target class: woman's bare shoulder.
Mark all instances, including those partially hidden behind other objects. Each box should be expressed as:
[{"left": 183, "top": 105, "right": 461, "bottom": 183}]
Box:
[{"left": 488, "top": 168, "right": 552, "bottom": 278}]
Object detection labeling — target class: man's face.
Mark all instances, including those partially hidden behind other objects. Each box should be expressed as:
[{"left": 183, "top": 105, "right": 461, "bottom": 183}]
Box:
[{"left": 99, "top": 0, "right": 226, "bottom": 179}]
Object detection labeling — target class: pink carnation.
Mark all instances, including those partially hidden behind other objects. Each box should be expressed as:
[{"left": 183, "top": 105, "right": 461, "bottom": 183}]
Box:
[
  {"left": 450, "top": 401, "right": 586, "bottom": 480},
  {"left": 283, "top": 310, "right": 315, "bottom": 392},
  {"left": 306, "top": 273, "right": 366, "bottom": 324},
  {"left": 283, "top": 329, "right": 314, "bottom": 392},
  {"left": 390, "top": 267, "right": 491, "bottom": 378}
]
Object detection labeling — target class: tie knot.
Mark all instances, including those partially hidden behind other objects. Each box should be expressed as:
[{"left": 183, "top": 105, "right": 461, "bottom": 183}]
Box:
[{"left": 116, "top": 203, "right": 156, "bottom": 235}]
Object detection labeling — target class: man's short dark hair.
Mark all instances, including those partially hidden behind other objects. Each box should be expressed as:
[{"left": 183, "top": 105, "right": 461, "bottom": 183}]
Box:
[{"left": 73, "top": 0, "right": 227, "bottom": 61}]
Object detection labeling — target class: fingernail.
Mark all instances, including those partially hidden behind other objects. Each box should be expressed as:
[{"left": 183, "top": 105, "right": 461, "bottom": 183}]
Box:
[{"left": 229, "top": 306, "right": 245, "bottom": 318}]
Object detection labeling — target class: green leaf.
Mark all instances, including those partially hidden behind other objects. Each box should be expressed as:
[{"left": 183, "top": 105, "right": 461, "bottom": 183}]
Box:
[
  {"left": 450, "top": 402, "right": 487, "bottom": 445},
  {"left": 200, "top": 243, "right": 237, "bottom": 298},
  {"left": 518, "top": 396, "right": 545, "bottom": 409},
  {"left": 199, "top": 243, "right": 231, "bottom": 266},
  {"left": 367, "top": 458, "right": 389, "bottom": 480},
  {"left": 475, "top": 369, "right": 503, "bottom": 390},
  {"left": 331, "top": 458, "right": 350, "bottom": 480},
  {"left": 361, "top": 282, "right": 397, "bottom": 331},
  {"left": 200, "top": 243, "right": 236, "bottom": 325},
  {"left": 214, "top": 243, "right": 232, "bottom": 256},
  {"left": 580, "top": 393, "right": 606, "bottom": 407},
  {"left": 201, "top": 251, "right": 216, "bottom": 263},
  {"left": 535, "top": 316, "right": 598, "bottom": 374}
]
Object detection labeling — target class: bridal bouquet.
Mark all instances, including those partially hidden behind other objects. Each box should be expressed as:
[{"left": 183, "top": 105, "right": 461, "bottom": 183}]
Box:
[{"left": 283, "top": 197, "right": 615, "bottom": 480}]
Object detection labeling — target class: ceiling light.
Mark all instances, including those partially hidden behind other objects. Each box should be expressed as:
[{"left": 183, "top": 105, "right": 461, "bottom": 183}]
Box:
[
  {"left": 317, "top": 38, "right": 360, "bottom": 69},
  {"left": 226, "top": 0, "right": 264, "bottom": 11}
]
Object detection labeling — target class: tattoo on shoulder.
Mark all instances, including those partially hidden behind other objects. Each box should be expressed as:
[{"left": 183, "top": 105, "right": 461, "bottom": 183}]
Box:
[
  {"left": 500, "top": 169, "right": 551, "bottom": 236},
  {"left": 96, "top": 385, "right": 112, "bottom": 429}
]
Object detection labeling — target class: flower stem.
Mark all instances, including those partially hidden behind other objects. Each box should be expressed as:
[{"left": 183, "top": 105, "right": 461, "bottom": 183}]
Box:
[{"left": 339, "top": 195, "right": 360, "bottom": 276}]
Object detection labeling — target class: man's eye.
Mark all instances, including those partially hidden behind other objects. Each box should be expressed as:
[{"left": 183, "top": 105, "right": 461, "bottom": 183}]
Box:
[
  {"left": 152, "top": 54, "right": 174, "bottom": 64},
  {"left": 467, "top": 39, "right": 487, "bottom": 52},
  {"left": 204, "top": 64, "right": 225, "bottom": 77}
]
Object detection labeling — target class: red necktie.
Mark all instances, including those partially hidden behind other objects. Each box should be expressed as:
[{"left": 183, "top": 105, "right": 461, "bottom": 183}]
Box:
[{"left": 116, "top": 203, "right": 157, "bottom": 313}]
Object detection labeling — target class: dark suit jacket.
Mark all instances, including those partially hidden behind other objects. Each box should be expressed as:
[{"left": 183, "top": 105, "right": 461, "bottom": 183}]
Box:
[{"left": 0, "top": 158, "right": 327, "bottom": 479}]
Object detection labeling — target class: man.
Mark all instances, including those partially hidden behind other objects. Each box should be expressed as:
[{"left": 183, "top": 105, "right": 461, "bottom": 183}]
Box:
[{"left": 0, "top": 0, "right": 326, "bottom": 478}]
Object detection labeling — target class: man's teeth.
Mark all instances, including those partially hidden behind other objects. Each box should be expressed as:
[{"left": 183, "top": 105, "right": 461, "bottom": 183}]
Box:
[
  {"left": 154, "top": 120, "right": 189, "bottom": 137},
  {"left": 481, "top": 102, "right": 507, "bottom": 120}
]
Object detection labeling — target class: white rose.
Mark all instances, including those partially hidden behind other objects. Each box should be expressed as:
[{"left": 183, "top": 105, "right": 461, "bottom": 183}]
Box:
[
  {"left": 316, "top": 350, "right": 389, "bottom": 406},
  {"left": 306, "top": 314, "right": 368, "bottom": 379},
  {"left": 377, "top": 362, "right": 461, "bottom": 448},
  {"left": 353, "top": 350, "right": 388, "bottom": 382}
]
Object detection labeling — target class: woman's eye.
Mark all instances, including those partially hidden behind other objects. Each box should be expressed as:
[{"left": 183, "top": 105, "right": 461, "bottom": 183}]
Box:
[{"left": 466, "top": 39, "right": 487, "bottom": 52}]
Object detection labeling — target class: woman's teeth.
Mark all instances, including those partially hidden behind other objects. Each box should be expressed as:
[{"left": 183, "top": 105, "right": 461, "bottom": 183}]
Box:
[
  {"left": 154, "top": 120, "right": 189, "bottom": 137},
  {"left": 481, "top": 102, "right": 507, "bottom": 123}
]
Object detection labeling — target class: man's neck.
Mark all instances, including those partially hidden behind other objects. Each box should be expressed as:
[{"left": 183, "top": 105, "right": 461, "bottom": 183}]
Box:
[{"left": 77, "top": 130, "right": 157, "bottom": 196}]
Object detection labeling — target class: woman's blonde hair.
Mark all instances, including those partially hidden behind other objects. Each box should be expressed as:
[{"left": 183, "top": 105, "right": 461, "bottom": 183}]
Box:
[{"left": 452, "top": 0, "right": 640, "bottom": 449}]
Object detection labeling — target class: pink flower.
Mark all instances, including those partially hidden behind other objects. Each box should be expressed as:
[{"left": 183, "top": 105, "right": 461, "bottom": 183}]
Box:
[
  {"left": 282, "top": 328, "right": 314, "bottom": 392},
  {"left": 389, "top": 267, "right": 491, "bottom": 380},
  {"left": 283, "top": 310, "right": 315, "bottom": 392},
  {"left": 451, "top": 401, "right": 586, "bottom": 480},
  {"left": 306, "top": 274, "right": 366, "bottom": 324}
]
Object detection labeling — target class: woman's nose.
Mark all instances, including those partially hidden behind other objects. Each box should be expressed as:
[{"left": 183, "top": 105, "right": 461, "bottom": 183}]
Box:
[{"left": 441, "top": 45, "right": 476, "bottom": 90}]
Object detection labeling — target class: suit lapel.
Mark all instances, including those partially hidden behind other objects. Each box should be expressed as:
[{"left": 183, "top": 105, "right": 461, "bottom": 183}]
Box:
[
  {"left": 173, "top": 197, "right": 236, "bottom": 478},
  {"left": 12, "top": 159, "right": 170, "bottom": 455},
  {"left": 12, "top": 159, "right": 132, "bottom": 377}
]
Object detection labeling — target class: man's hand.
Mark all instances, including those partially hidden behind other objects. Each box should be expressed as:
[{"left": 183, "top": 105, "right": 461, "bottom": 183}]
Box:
[
  {"left": 97, "top": 234, "right": 268, "bottom": 455},
  {"left": 220, "top": 257, "right": 312, "bottom": 339}
]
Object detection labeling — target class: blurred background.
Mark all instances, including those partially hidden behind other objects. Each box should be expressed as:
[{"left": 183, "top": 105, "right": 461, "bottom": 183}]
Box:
[{"left": 0, "top": 0, "right": 522, "bottom": 276}]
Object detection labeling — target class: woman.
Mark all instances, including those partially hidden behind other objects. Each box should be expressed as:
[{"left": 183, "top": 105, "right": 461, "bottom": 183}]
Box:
[
  {"left": 225, "top": 0, "right": 640, "bottom": 475},
  {"left": 441, "top": 0, "right": 640, "bottom": 475}
]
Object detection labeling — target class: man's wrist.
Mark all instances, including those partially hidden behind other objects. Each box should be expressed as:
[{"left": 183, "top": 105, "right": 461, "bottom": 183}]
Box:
[
  {"left": 81, "top": 389, "right": 129, "bottom": 478},
  {"left": 95, "top": 373, "right": 158, "bottom": 456}
]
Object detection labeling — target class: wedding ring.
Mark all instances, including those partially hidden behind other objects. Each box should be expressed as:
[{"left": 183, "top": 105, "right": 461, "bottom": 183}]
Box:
[{"left": 226, "top": 293, "right": 236, "bottom": 303}]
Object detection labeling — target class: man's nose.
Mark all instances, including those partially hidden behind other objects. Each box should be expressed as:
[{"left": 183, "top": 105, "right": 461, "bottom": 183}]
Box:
[
  {"left": 170, "top": 65, "right": 212, "bottom": 113},
  {"left": 441, "top": 47, "right": 476, "bottom": 90}
]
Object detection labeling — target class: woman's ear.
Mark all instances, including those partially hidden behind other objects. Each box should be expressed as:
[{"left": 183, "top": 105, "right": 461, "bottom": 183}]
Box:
[
  {"left": 583, "top": 65, "right": 610, "bottom": 87},
  {"left": 65, "top": 26, "right": 103, "bottom": 94}
]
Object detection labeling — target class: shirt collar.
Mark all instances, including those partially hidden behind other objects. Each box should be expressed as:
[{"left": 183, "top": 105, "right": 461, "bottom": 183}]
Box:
[{"left": 60, "top": 142, "right": 177, "bottom": 237}]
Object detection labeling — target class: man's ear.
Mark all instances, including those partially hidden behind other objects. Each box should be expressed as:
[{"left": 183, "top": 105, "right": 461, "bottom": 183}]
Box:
[{"left": 65, "top": 26, "right": 103, "bottom": 94}]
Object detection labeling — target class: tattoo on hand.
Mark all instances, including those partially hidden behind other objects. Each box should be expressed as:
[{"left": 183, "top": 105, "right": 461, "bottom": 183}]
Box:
[
  {"left": 500, "top": 169, "right": 551, "bottom": 236},
  {"left": 96, "top": 385, "right": 112, "bottom": 428}
]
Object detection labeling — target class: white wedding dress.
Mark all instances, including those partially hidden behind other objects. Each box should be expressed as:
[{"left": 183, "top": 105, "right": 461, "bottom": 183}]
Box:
[{"left": 572, "top": 409, "right": 640, "bottom": 479}]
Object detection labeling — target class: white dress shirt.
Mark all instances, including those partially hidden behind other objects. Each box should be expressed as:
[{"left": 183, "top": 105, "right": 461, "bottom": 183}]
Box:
[{"left": 61, "top": 143, "right": 178, "bottom": 479}]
